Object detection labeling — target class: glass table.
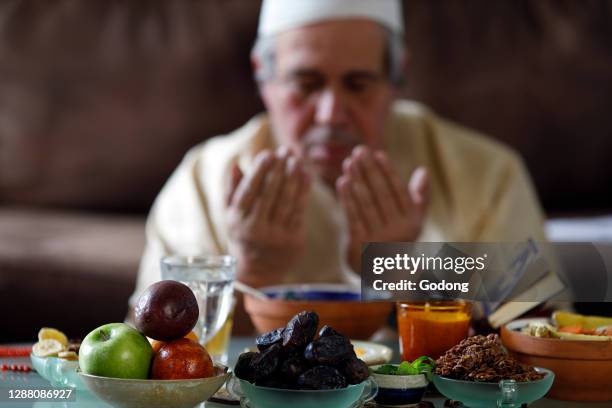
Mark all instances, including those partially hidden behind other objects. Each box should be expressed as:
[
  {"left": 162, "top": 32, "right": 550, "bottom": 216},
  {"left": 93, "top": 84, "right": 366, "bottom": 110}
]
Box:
[{"left": 0, "top": 338, "right": 608, "bottom": 408}]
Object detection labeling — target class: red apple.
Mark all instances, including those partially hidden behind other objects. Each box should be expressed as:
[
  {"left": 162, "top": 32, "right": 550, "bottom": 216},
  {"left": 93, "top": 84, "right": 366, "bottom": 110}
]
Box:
[{"left": 151, "top": 338, "right": 214, "bottom": 380}]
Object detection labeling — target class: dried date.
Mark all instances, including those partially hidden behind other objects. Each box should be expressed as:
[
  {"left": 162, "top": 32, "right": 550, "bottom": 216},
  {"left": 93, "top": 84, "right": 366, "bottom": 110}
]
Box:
[
  {"left": 298, "top": 366, "right": 347, "bottom": 390},
  {"left": 304, "top": 335, "right": 354, "bottom": 365},
  {"left": 234, "top": 351, "right": 257, "bottom": 382},
  {"left": 282, "top": 311, "right": 319, "bottom": 349},
  {"left": 318, "top": 325, "right": 341, "bottom": 338},
  {"left": 278, "top": 354, "right": 310, "bottom": 382},
  {"left": 249, "top": 343, "right": 283, "bottom": 381},
  {"left": 338, "top": 356, "right": 369, "bottom": 384},
  {"left": 256, "top": 328, "right": 285, "bottom": 351}
]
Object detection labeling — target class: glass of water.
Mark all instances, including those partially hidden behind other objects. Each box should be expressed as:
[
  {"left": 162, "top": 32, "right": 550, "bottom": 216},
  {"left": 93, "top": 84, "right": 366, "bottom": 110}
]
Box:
[{"left": 160, "top": 255, "right": 235, "bottom": 364}]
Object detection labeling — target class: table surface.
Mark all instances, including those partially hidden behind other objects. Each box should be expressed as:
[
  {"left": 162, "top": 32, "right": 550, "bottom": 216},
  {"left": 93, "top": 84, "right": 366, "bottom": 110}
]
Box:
[{"left": 0, "top": 338, "right": 609, "bottom": 408}]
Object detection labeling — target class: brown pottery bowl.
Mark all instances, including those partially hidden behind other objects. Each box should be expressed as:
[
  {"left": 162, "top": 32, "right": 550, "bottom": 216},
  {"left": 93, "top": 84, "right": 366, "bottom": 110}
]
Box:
[
  {"left": 501, "top": 319, "right": 612, "bottom": 401},
  {"left": 244, "top": 284, "right": 392, "bottom": 340}
]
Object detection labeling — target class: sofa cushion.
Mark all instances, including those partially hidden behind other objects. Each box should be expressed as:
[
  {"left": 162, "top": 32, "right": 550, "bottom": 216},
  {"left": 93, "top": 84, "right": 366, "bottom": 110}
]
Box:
[{"left": 0, "top": 207, "right": 145, "bottom": 341}]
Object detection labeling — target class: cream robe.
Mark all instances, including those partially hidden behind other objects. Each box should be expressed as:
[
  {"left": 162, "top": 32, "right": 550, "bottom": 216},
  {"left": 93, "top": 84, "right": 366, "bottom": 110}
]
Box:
[{"left": 129, "top": 100, "right": 549, "bottom": 306}]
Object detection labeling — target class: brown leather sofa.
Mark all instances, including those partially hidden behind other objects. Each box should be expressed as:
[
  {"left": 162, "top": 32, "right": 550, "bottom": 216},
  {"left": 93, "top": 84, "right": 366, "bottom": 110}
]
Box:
[{"left": 2, "top": 0, "right": 611, "bottom": 342}]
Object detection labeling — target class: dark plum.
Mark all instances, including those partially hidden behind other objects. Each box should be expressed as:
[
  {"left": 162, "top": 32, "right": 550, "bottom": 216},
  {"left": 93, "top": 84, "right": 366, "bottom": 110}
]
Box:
[{"left": 134, "top": 280, "right": 199, "bottom": 341}]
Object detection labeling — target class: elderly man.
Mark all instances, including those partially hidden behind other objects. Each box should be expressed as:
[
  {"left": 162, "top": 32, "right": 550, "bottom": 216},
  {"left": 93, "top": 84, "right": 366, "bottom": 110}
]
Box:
[{"left": 130, "top": 0, "right": 549, "bottom": 308}]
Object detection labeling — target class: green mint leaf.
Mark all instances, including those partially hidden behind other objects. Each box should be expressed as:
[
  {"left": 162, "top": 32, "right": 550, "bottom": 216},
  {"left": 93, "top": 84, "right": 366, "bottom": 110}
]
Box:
[{"left": 372, "top": 364, "right": 397, "bottom": 375}]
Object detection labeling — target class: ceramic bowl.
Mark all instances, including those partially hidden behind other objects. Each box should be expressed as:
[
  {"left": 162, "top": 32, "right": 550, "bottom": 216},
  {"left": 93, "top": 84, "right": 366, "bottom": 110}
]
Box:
[
  {"left": 432, "top": 368, "right": 554, "bottom": 408},
  {"left": 30, "top": 354, "right": 85, "bottom": 390},
  {"left": 228, "top": 375, "right": 378, "bottom": 408},
  {"left": 78, "top": 365, "right": 229, "bottom": 408},
  {"left": 370, "top": 367, "right": 428, "bottom": 407},
  {"left": 501, "top": 319, "right": 612, "bottom": 401},
  {"left": 244, "top": 284, "right": 392, "bottom": 339}
]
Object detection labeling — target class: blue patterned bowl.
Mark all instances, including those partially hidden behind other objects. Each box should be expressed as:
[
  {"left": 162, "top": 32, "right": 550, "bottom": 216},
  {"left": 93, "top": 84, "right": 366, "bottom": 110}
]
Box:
[{"left": 370, "top": 367, "right": 428, "bottom": 407}]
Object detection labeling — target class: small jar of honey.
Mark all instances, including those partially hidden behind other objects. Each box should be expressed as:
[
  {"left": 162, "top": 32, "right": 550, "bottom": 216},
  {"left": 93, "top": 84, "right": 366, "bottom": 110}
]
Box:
[{"left": 397, "top": 300, "right": 472, "bottom": 361}]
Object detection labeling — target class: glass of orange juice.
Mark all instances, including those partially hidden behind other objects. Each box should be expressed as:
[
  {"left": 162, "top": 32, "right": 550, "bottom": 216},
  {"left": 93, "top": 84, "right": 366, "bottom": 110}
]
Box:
[{"left": 397, "top": 300, "right": 472, "bottom": 361}]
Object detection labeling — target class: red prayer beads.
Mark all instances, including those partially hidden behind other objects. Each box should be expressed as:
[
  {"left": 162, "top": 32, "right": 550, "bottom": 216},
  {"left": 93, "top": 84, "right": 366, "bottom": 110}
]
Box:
[
  {"left": 0, "top": 346, "right": 32, "bottom": 357},
  {"left": 1, "top": 363, "right": 32, "bottom": 372}
]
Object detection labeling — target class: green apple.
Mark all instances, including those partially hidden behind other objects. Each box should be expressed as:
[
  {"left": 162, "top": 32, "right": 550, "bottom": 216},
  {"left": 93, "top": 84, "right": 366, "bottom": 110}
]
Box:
[{"left": 79, "top": 323, "right": 152, "bottom": 379}]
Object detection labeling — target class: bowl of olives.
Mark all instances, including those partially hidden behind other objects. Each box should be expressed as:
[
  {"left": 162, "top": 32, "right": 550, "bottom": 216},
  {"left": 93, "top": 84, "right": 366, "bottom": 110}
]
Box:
[{"left": 230, "top": 311, "right": 378, "bottom": 408}]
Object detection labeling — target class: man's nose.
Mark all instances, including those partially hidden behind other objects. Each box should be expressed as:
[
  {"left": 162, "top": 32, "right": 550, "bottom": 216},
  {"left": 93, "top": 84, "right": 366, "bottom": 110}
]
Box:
[{"left": 314, "top": 88, "right": 349, "bottom": 127}]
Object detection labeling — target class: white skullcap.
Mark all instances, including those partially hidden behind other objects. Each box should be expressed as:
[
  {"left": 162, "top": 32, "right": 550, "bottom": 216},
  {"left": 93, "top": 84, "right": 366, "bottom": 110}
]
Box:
[{"left": 257, "top": 0, "right": 404, "bottom": 37}]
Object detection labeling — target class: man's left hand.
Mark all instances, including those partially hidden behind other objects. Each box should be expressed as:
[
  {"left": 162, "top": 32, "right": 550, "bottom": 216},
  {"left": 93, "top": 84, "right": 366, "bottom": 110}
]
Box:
[{"left": 336, "top": 146, "right": 429, "bottom": 272}]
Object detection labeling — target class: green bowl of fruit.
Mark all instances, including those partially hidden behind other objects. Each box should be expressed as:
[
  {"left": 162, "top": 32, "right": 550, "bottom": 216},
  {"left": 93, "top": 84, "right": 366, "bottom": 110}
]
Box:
[
  {"left": 77, "top": 280, "right": 230, "bottom": 408},
  {"left": 79, "top": 365, "right": 229, "bottom": 408}
]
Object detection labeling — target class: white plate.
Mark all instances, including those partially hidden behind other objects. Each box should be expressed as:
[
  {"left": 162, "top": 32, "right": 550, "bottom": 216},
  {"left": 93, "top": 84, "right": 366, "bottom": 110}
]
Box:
[{"left": 351, "top": 340, "right": 393, "bottom": 366}]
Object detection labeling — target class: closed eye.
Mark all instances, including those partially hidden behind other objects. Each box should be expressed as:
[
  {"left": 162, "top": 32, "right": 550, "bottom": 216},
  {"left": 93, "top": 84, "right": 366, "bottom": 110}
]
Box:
[
  {"left": 343, "top": 72, "right": 380, "bottom": 94},
  {"left": 284, "top": 70, "right": 325, "bottom": 95}
]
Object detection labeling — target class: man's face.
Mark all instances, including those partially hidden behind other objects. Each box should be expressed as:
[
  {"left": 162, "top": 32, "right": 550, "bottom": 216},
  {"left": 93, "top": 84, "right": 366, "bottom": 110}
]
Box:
[{"left": 258, "top": 20, "right": 395, "bottom": 187}]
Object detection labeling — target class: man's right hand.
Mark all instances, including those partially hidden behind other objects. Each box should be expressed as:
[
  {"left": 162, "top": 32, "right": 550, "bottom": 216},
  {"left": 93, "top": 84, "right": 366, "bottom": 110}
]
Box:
[{"left": 226, "top": 148, "right": 311, "bottom": 287}]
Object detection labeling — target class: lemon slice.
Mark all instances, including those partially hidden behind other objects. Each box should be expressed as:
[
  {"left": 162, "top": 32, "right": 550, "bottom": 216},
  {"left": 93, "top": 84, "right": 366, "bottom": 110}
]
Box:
[
  {"left": 32, "top": 339, "right": 65, "bottom": 357},
  {"left": 553, "top": 311, "right": 612, "bottom": 331},
  {"left": 38, "top": 328, "right": 69, "bottom": 347}
]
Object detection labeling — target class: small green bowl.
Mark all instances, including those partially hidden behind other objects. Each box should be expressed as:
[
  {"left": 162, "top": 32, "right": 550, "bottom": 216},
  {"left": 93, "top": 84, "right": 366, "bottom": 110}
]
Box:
[
  {"left": 30, "top": 354, "right": 85, "bottom": 390},
  {"left": 370, "top": 365, "right": 429, "bottom": 407},
  {"left": 228, "top": 375, "right": 378, "bottom": 408},
  {"left": 432, "top": 368, "right": 554, "bottom": 408}
]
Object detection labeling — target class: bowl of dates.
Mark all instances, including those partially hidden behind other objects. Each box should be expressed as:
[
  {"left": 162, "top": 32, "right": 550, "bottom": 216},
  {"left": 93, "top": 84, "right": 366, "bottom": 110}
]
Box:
[{"left": 230, "top": 311, "right": 378, "bottom": 408}]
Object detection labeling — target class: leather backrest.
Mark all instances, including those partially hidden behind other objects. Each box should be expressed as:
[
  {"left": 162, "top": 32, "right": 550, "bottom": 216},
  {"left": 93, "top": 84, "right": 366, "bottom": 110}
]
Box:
[{"left": 0, "top": 0, "right": 610, "bottom": 212}]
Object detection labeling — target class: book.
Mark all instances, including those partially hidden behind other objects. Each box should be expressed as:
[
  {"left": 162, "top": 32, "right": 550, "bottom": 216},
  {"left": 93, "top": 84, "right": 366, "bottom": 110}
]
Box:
[{"left": 487, "top": 270, "right": 565, "bottom": 328}]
